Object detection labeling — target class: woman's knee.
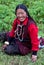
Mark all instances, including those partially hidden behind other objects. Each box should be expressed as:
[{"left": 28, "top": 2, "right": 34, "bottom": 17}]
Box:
[{"left": 4, "top": 45, "right": 13, "bottom": 55}]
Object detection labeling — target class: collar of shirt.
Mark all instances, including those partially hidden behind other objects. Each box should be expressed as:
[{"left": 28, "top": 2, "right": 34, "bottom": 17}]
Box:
[{"left": 16, "top": 17, "right": 28, "bottom": 26}]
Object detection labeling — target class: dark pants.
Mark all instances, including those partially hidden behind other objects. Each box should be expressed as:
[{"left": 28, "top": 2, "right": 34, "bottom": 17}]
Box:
[
  {"left": 4, "top": 39, "right": 21, "bottom": 55},
  {"left": 4, "top": 44, "right": 21, "bottom": 55},
  {"left": 0, "top": 32, "right": 21, "bottom": 55}
]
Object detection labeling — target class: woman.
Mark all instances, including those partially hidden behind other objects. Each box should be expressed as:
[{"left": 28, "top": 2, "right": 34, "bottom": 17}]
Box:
[{"left": 2, "top": 4, "right": 40, "bottom": 62}]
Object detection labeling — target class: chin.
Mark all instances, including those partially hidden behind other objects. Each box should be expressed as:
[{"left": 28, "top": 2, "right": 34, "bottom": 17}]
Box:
[{"left": 20, "top": 20, "right": 24, "bottom": 22}]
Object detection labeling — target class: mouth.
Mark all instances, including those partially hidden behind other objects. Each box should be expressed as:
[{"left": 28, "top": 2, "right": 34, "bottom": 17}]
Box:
[{"left": 19, "top": 17, "right": 25, "bottom": 21}]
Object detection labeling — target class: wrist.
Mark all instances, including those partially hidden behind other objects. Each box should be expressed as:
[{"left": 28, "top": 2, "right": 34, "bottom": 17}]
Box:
[{"left": 32, "top": 51, "right": 37, "bottom": 55}]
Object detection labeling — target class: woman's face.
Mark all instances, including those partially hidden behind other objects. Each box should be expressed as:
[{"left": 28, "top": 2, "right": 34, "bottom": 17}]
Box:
[{"left": 16, "top": 9, "right": 27, "bottom": 22}]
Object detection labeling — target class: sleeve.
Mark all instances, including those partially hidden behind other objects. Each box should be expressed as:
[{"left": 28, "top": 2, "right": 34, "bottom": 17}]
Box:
[
  {"left": 28, "top": 24, "right": 39, "bottom": 52},
  {"left": 32, "top": 51, "right": 37, "bottom": 55},
  {"left": 9, "top": 19, "right": 17, "bottom": 38}
]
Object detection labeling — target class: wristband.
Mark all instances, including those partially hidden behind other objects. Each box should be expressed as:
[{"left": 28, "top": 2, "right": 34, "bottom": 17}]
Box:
[{"left": 4, "top": 41, "right": 9, "bottom": 45}]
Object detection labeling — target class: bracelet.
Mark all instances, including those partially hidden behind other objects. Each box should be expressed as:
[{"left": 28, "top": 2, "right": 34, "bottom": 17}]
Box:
[{"left": 4, "top": 41, "right": 9, "bottom": 45}]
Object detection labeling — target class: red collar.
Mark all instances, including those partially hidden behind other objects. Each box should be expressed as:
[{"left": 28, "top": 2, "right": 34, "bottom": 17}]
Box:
[{"left": 16, "top": 17, "right": 28, "bottom": 25}]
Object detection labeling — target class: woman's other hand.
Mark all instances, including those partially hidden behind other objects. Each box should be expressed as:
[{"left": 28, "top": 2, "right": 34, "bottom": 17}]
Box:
[{"left": 31, "top": 55, "right": 37, "bottom": 62}]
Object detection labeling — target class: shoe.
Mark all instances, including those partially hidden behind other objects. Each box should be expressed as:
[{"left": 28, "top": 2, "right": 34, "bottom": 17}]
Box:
[
  {"left": 39, "top": 44, "right": 44, "bottom": 48},
  {"left": 39, "top": 37, "right": 44, "bottom": 48}
]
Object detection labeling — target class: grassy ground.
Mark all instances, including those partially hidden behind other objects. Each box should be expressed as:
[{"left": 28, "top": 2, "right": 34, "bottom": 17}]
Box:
[
  {"left": 38, "top": 23, "right": 44, "bottom": 37},
  {"left": 0, "top": 23, "right": 44, "bottom": 65}
]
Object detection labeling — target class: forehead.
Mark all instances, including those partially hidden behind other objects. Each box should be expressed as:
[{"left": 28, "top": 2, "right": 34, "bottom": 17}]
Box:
[{"left": 16, "top": 9, "right": 26, "bottom": 13}]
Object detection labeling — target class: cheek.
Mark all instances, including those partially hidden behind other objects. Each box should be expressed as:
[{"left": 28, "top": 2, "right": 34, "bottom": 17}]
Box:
[
  {"left": 23, "top": 13, "right": 28, "bottom": 18},
  {"left": 23, "top": 14, "right": 27, "bottom": 18}
]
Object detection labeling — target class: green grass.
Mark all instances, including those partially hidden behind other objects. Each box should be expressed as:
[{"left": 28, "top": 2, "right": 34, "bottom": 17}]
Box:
[
  {"left": 0, "top": 23, "right": 44, "bottom": 65},
  {"left": 0, "top": 48, "right": 44, "bottom": 65},
  {"left": 38, "top": 23, "right": 44, "bottom": 37}
]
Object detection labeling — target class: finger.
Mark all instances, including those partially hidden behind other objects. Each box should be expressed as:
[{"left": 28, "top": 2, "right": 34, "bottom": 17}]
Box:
[{"left": 32, "top": 57, "right": 37, "bottom": 62}]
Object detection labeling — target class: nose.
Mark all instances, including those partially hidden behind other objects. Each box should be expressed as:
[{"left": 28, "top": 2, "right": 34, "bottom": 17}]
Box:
[{"left": 19, "top": 14, "right": 22, "bottom": 17}]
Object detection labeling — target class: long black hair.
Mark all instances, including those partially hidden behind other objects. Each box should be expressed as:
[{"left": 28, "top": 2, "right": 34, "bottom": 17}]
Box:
[{"left": 15, "top": 4, "right": 36, "bottom": 25}]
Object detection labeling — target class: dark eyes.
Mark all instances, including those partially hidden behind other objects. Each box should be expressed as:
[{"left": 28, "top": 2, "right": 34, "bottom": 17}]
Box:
[{"left": 17, "top": 12, "right": 24, "bottom": 15}]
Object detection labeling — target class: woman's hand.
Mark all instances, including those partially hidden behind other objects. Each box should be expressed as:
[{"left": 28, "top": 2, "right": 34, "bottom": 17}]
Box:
[
  {"left": 2, "top": 41, "right": 9, "bottom": 50},
  {"left": 31, "top": 55, "right": 37, "bottom": 62},
  {"left": 2, "top": 44, "right": 7, "bottom": 50}
]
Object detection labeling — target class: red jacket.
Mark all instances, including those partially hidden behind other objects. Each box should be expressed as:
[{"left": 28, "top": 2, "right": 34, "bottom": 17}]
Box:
[{"left": 9, "top": 17, "right": 39, "bottom": 55}]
